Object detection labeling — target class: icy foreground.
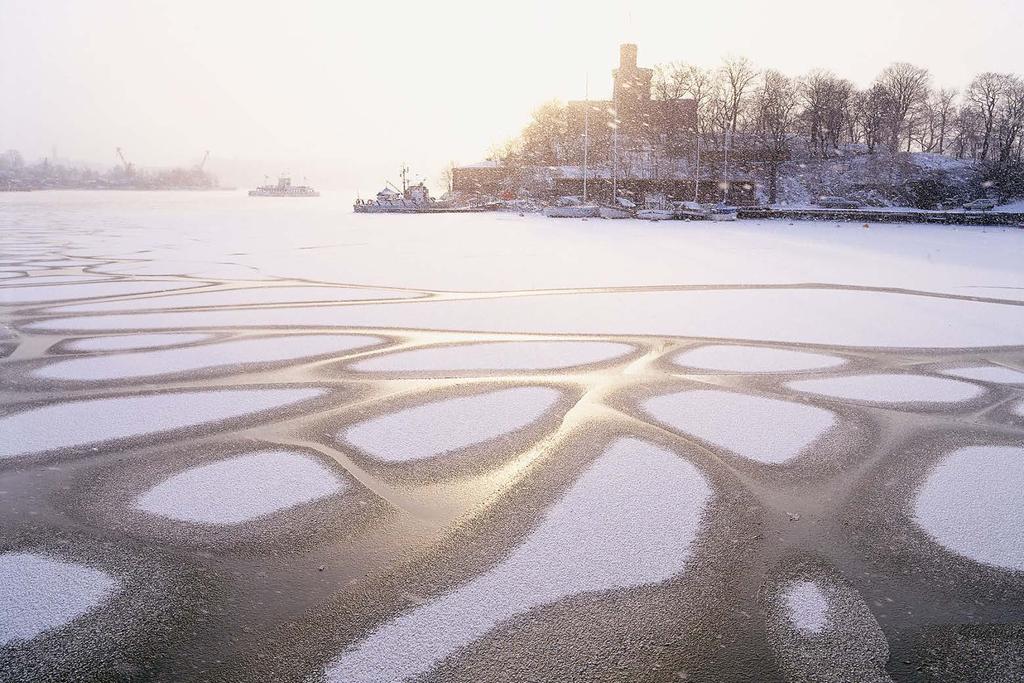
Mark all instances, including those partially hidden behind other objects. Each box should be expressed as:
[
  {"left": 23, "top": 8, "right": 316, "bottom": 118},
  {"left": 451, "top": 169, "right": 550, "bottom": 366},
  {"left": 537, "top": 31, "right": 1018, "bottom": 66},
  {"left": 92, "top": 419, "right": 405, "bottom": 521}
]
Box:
[
  {"left": 1, "top": 193, "right": 1023, "bottom": 681},
  {"left": 0, "top": 553, "right": 118, "bottom": 646},
  {"left": 325, "top": 439, "right": 711, "bottom": 683}
]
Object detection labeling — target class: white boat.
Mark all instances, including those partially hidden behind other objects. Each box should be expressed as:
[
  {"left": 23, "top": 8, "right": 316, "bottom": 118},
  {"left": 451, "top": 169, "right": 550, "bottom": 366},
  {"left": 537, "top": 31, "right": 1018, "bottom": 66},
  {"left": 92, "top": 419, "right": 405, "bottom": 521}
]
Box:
[
  {"left": 543, "top": 205, "right": 601, "bottom": 218},
  {"left": 637, "top": 208, "right": 675, "bottom": 221},
  {"left": 675, "top": 201, "right": 708, "bottom": 219},
  {"left": 599, "top": 206, "right": 632, "bottom": 219},
  {"left": 707, "top": 203, "right": 739, "bottom": 221}
]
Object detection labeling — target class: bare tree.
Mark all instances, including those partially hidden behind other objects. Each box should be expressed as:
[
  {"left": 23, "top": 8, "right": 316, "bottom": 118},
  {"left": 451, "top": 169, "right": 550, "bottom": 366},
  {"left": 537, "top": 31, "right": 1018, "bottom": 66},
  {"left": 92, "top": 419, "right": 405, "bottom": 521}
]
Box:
[
  {"left": 966, "top": 73, "right": 1005, "bottom": 160},
  {"left": 519, "top": 100, "right": 568, "bottom": 165},
  {"left": 800, "top": 71, "right": 853, "bottom": 157},
  {"left": 719, "top": 56, "right": 759, "bottom": 138},
  {"left": 877, "top": 62, "right": 931, "bottom": 153},
  {"left": 932, "top": 88, "right": 958, "bottom": 154},
  {"left": 652, "top": 63, "right": 689, "bottom": 101},
  {"left": 996, "top": 75, "right": 1024, "bottom": 163},
  {"left": 854, "top": 84, "right": 892, "bottom": 153},
  {"left": 439, "top": 161, "right": 457, "bottom": 195},
  {"left": 683, "top": 65, "right": 714, "bottom": 134},
  {"left": 753, "top": 70, "right": 799, "bottom": 203}
]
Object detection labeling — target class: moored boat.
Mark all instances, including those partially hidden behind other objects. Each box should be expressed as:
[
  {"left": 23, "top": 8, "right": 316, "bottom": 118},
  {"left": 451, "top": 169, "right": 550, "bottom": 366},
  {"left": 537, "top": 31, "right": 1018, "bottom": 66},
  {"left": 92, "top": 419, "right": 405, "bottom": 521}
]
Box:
[
  {"left": 544, "top": 205, "right": 601, "bottom": 218},
  {"left": 637, "top": 208, "right": 676, "bottom": 221},
  {"left": 707, "top": 202, "right": 739, "bottom": 221},
  {"left": 598, "top": 206, "right": 632, "bottom": 219}
]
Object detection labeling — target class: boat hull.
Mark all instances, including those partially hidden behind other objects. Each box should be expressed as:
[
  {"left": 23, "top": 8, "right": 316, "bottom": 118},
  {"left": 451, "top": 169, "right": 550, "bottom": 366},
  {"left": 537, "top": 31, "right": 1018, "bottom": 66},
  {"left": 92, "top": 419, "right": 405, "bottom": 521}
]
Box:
[
  {"left": 353, "top": 203, "right": 487, "bottom": 214},
  {"left": 249, "top": 190, "right": 320, "bottom": 197},
  {"left": 637, "top": 209, "right": 676, "bottom": 221},
  {"left": 543, "top": 205, "right": 601, "bottom": 218},
  {"left": 599, "top": 207, "right": 633, "bottom": 219},
  {"left": 708, "top": 212, "right": 738, "bottom": 222}
]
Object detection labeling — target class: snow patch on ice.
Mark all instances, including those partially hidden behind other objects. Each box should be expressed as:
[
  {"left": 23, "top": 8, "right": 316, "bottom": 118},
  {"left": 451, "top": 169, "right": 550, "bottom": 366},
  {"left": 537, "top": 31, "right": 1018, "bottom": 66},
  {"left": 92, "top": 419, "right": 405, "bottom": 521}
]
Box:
[
  {"left": 0, "top": 553, "right": 119, "bottom": 645},
  {"left": 35, "top": 334, "right": 379, "bottom": 381},
  {"left": 342, "top": 387, "right": 562, "bottom": 462},
  {"left": 784, "top": 581, "right": 829, "bottom": 634},
  {"left": 789, "top": 374, "right": 982, "bottom": 404},
  {"left": 671, "top": 345, "right": 844, "bottom": 373},
  {"left": 136, "top": 450, "right": 345, "bottom": 524},
  {"left": 351, "top": 341, "right": 632, "bottom": 373},
  {"left": 0, "top": 388, "right": 324, "bottom": 459},
  {"left": 913, "top": 446, "right": 1024, "bottom": 571},
  {"left": 63, "top": 333, "right": 213, "bottom": 352},
  {"left": 942, "top": 365, "right": 1024, "bottom": 385},
  {"left": 642, "top": 390, "right": 834, "bottom": 464},
  {"left": 324, "top": 438, "right": 712, "bottom": 683}
]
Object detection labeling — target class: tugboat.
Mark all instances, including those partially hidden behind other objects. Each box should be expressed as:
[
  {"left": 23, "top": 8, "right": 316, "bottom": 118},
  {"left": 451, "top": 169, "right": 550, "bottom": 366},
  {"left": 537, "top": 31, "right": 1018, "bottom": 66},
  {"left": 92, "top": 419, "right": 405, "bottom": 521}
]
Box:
[{"left": 249, "top": 176, "right": 319, "bottom": 197}]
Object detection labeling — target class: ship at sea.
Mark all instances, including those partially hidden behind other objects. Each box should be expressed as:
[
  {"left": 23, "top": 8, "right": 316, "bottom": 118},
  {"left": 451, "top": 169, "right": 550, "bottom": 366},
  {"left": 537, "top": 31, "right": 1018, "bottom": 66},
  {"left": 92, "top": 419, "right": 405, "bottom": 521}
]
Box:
[{"left": 249, "top": 176, "right": 319, "bottom": 197}]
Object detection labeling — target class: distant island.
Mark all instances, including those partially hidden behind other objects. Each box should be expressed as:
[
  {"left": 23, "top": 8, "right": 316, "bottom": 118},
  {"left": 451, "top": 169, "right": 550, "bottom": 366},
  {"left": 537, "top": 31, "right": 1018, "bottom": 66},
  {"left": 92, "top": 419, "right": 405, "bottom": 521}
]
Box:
[
  {"left": 451, "top": 44, "right": 1024, "bottom": 210},
  {"left": 0, "top": 148, "right": 218, "bottom": 191}
]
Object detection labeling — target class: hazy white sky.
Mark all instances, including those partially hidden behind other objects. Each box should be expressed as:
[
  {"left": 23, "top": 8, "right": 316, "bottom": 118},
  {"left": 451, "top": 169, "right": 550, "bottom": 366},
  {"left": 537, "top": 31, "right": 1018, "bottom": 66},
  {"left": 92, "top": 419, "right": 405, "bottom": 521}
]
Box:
[{"left": 3, "top": 0, "right": 1023, "bottom": 187}]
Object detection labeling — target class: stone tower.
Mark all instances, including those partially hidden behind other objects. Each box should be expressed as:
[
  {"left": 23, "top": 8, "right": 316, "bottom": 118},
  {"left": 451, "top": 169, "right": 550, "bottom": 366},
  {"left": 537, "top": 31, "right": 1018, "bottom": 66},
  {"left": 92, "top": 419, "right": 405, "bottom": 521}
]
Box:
[{"left": 612, "top": 43, "right": 653, "bottom": 132}]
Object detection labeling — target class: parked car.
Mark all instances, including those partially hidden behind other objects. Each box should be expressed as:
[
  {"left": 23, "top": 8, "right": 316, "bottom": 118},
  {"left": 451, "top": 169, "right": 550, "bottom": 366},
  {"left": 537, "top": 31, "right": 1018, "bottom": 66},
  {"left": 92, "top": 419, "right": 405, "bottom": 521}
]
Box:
[
  {"left": 816, "top": 196, "right": 861, "bottom": 209},
  {"left": 963, "top": 198, "right": 999, "bottom": 211}
]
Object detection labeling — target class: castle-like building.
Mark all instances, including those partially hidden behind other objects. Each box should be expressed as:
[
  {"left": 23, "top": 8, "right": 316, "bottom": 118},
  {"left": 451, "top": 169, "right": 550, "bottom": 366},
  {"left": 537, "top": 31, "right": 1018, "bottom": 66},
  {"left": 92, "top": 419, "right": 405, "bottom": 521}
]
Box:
[
  {"left": 452, "top": 43, "right": 756, "bottom": 204},
  {"left": 566, "top": 43, "right": 696, "bottom": 147}
]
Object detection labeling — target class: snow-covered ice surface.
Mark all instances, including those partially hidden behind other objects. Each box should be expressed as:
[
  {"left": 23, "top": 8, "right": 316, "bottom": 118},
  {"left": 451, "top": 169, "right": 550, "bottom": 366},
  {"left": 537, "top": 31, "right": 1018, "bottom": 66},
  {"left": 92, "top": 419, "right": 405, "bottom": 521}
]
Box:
[
  {"left": 46, "top": 285, "right": 419, "bottom": 313},
  {"left": 136, "top": 451, "right": 345, "bottom": 524},
  {"left": 671, "top": 344, "right": 844, "bottom": 373},
  {"left": 350, "top": 340, "right": 633, "bottom": 373},
  {"left": 913, "top": 446, "right": 1024, "bottom": 571},
  {"left": 324, "top": 438, "right": 711, "bottom": 683},
  {"left": 0, "top": 280, "right": 201, "bottom": 304},
  {"left": 63, "top": 333, "right": 213, "bottom": 351},
  {"left": 784, "top": 581, "right": 829, "bottom": 634},
  {"left": 942, "top": 365, "right": 1024, "bottom": 384},
  {"left": 0, "top": 553, "right": 119, "bottom": 645},
  {"left": 34, "top": 334, "right": 379, "bottom": 381},
  {"left": 0, "top": 388, "right": 324, "bottom": 458},
  {"left": 341, "top": 387, "right": 562, "bottom": 462},
  {"left": 789, "top": 373, "right": 983, "bottom": 404},
  {"left": 3, "top": 193, "right": 1024, "bottom": 680},
  {"left": 642, "top": 390, "right": 835, "bottom": 463},
  {"left": 27, "top": 289, "right": 1024, "bottom": 348}
]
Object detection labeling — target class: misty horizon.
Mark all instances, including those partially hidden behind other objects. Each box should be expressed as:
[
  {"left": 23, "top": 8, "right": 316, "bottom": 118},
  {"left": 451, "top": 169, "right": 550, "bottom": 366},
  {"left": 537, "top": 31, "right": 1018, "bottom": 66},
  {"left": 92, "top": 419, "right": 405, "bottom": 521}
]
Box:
[{"left": 5, "top": 0, "right": 1024, "bottom": 191}]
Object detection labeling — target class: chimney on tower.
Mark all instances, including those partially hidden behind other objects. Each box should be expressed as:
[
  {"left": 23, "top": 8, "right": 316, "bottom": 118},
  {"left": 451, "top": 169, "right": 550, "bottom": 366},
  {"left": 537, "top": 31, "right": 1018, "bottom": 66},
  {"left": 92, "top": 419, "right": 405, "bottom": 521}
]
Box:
[{"left": 620, "top": 43, "right": 638, "bottom": 69}]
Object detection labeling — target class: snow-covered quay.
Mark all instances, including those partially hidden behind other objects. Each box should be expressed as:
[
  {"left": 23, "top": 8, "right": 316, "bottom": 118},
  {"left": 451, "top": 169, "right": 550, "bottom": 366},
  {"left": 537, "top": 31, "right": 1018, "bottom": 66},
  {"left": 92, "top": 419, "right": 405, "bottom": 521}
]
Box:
[{"left": 1, "top": 191, "right": 1023, "bottom": 682}]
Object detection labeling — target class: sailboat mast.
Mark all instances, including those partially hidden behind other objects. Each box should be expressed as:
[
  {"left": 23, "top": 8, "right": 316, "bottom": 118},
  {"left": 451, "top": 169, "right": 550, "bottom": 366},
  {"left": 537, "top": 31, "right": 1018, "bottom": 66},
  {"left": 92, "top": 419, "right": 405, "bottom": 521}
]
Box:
[
  {"left": 583, "top": 74, "right": 589, "bottom": 203},
  {"left": 694, "top": 132, "right": 700, "bottom": 203},
  {"left": 612, "top": 115, "right": 618, "bottom": 202},
  {"left": 722, "top": 130, "right": 730, "bottom": 203}
]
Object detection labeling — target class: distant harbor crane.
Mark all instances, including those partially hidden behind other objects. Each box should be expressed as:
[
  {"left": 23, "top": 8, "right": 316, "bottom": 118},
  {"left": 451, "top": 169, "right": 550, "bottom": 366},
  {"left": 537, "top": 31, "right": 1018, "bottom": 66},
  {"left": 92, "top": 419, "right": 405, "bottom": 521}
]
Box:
[{"left": 115, "top": 147, "right": 133, "bottom": 175}]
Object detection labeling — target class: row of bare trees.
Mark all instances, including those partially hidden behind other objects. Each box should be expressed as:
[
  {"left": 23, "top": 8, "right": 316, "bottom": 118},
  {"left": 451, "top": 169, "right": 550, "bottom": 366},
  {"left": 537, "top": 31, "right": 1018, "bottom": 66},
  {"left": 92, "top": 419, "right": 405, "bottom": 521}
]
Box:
[
  {"left": 490, "top": 56, "right": 1024, "bottom": 204},
  {"left": 652, "top": 58, "right": 1024, "bottom": 165}
]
